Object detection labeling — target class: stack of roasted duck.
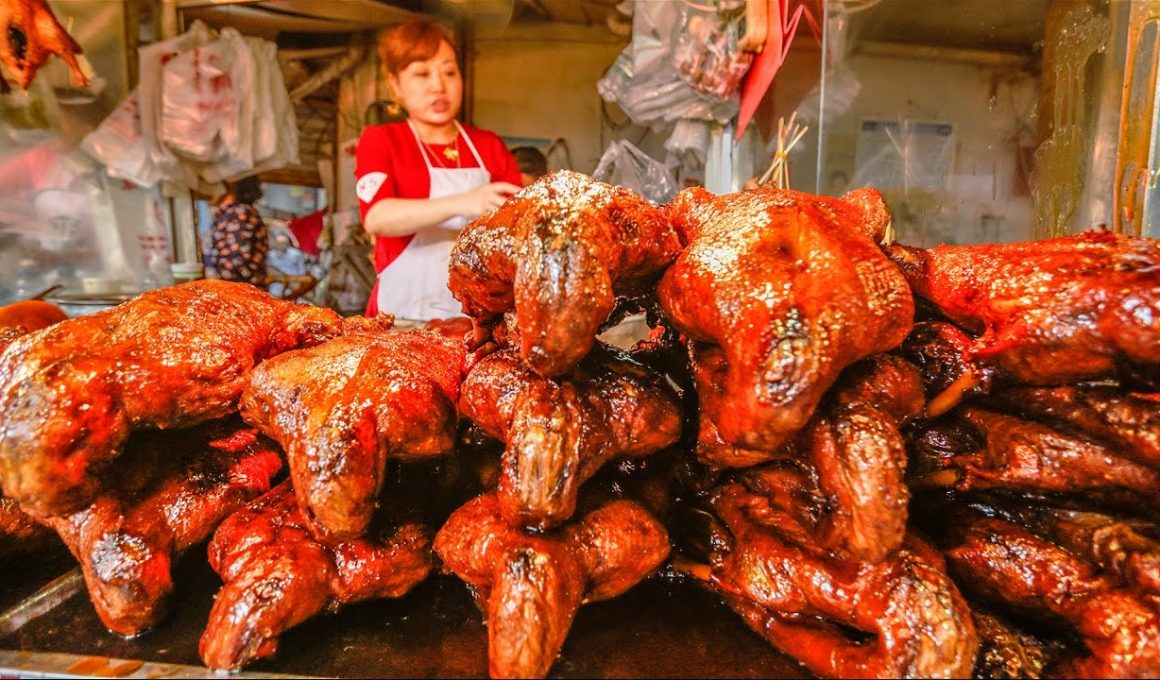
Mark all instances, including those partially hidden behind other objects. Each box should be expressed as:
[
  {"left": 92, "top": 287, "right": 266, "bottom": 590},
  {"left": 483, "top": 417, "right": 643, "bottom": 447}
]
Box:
[{"left": 1, "top": 169, "right": 1159, "bottom": 679}]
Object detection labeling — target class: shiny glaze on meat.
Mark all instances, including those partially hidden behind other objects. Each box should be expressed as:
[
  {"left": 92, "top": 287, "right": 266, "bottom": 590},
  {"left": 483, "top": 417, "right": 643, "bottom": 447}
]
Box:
[
  {"left": 37, "top": 423, "right": 282, "bottom": 636},
  {"left": 434, "top": 492, "right": 669, "bottom": 679},
  {"left": 683, "top": 478, "right": 978, "bottom": 678},
  {"left": 886, "top": 231, "right": 1160, "bottom": 386},
  {"left": 449, "top": 170, "right": 683, "bottom": 377},
  {"left": 0, "top": 280, "right": 344, "bottom": 516},
  {"left": 200, "top": 481, "right": 432, "bottom": 671},
  {"left": 241, "top": 329, "right": 465, "bottom": 541},
  {"left": 658, "top": 186, "right": 913, "bottom": 454},
  {"left": 459, "top": 344, "right": 681, "bottom": 529}
]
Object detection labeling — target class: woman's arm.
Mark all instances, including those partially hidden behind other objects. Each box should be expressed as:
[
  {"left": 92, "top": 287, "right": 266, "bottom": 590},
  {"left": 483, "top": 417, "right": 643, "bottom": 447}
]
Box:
[{"left": 362, "top": 182, "right": 519, "bottom": 237}]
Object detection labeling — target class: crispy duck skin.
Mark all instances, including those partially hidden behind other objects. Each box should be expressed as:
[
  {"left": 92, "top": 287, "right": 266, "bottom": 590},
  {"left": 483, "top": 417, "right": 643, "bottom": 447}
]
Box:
[
  {"left": 240, "top": 329, "right": 464, "bottom": 541},
  {"left": 0, "top": 495, "right": 54, "bottom": 558},
  {"left": 200, "top": 481, "right": 432, "bottom": 671},
  {"left": 909, "top": 407, "right": 1160, "bottom": 508},
  {"left": 885, "top": 231, "right": 1160, "bottom": 386},
  {"left": 971, "top": 607, "right": 1066, "bottom": 680},
  {"left": 434, "top": 492, "right": 670, "bottom": 679},
  {"left": 0, "top": 299, "right": 67, "bottom": 334},
  {"left": 944, "top": 512, "right": 1160, "bottom": 678},
  {"left": 36, "top": 424, "right": 282, "bottom": 636},
  {"left": 680, "top": 479, "right": 978, "bottom": 679},
  {"left": 960, "top": 493, "right": 1160, "bottom": 599},
  {"left": 449, "top": 170, "right": 684, "bottom": 377},
  {"left": 984, "top": 385, "right": 1160, "bottom": 471},
  {"left": 0, "top": 280, "right": 347, "bottom": 517},
  {"left": 658, "top": 186, "right": 913, "bottom": 454},
  {"left": 459, "top": 344, "right": 681, "bottom": 529},
  {"left": 0, "top": 0, "right": 87, "bottom": 91},
  {"left": 700, "top": 355, "right": 924, "bottom": 562}
]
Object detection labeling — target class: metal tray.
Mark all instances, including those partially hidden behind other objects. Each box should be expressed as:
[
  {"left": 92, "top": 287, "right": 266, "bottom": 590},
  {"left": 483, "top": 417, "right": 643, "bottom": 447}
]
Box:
[{"left": 0, "top": 545, "right": 806, "bottom": 678}]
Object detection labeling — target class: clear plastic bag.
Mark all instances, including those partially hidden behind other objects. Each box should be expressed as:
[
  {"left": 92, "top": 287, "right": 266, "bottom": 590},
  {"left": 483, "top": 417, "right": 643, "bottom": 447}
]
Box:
[{"left": 592, "top": 139, "right": 677, "bottom": 204}]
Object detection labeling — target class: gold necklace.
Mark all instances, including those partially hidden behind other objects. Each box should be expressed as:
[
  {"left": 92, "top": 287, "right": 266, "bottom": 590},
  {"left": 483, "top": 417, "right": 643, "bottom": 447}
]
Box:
[{"left": 421, "top": 134, "right": 461, "bottom": 169}]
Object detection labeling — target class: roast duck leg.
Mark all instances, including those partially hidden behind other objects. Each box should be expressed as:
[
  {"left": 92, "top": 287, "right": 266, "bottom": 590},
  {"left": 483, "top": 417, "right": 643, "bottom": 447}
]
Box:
[
  {"left": 0, "top": 280, "right": 348, "bottom": 516},
  {"left": 676, "top": 476, "right": 978, "bottom": 679},
  {"left": 33, "top": 423, "right": 282, "bottom": 636},
  {"left": 240, "top": 329, "right": 466, "bottom": 541},
  {"left": 199, "top": 481, "right": 433, "bottom": 671},
  {"left": 943, "top": 500, "right": 1160, "bottom": 678},
  {"left": 459, "top": 344, "right": 681, "bottom": 530},
  {"left": 434, "top": 491, "right": 670, "bottom": 679}
]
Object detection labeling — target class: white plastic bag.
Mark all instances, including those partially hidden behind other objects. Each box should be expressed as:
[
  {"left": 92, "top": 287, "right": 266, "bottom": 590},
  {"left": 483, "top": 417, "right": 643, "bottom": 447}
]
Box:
[
  {"left": 593, "top": 139, "right": 677, "bottom": 204},
  {"left": 81, "top": 89, "right": 163, "bottom": 188}
]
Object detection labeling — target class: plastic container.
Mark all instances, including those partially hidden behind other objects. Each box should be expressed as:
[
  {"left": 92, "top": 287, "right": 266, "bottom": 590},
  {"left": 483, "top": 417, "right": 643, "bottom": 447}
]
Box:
[{"left": 170, "top": 262, "right": 205, "bottom": 284}]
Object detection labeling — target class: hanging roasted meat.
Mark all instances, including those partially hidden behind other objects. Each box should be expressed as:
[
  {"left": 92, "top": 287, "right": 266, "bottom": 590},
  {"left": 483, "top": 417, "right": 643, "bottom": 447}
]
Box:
[
  {"left": 0, "top": 0, "right": 87, "bottom": 91},
  {"left": 434, "top": 491, "right": 669, "bottom": 679},
  {"left": 909, "top": 407, "right": 1160, "bottom": 514},
  {"left": 0, "top": 280, "right": 348, "bottom": 517},
  {"left": 200, "top": 481, "right": 433, "bottom": 671},
  {"left": 944, "top": 505, "right": 1160, "bottom": 678},
  {"left": 657, "top": 186, "right": 913, "bottom": 455},
  {"left": 699, "top": 355, "right": 924, "bottom": 563},
  {"left": 885, "top": 230, "right": 1160, "bottom": 387},
  {"left": 677, "top": 477, "right": 978, "bottom": 679},
  {"left": 34, "top": 423, "right": 281, "bottom": 636},
  {"left": 240, "top": 329, "right": 465, "bottom": 541},
  {"left": 458, "top": 344, "right": 681, "bottom": 529},
  {"left": 449, "top": 170, "right": 684, "bottom": 377}
]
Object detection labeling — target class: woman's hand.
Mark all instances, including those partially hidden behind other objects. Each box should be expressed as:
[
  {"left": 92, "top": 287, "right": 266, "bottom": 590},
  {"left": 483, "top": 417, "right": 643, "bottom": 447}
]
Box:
[{"left": 459, "top": 182, "right": 521, "bottom": 219}]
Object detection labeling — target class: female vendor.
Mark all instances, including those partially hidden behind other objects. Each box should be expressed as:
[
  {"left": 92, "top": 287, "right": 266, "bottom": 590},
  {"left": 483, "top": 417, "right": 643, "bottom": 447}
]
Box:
[{"left": 355, "top": 19, "right": 521, "bottom": 320}]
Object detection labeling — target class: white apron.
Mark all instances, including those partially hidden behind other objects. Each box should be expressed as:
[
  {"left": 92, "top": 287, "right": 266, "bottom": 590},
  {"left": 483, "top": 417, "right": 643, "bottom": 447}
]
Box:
[{"left": 375, "top": 120, "right": 489, "bottom": 321}]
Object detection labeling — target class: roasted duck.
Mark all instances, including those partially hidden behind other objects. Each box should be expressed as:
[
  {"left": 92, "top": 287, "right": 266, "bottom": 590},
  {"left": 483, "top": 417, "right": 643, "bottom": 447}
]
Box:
[
  {"left": 699, "top": 355, "right": 924, "bottom": 563},
  {"left": 459, "top": 344, "right": 681, "bottom": 529},
  {"left": 909, "top": 407, "right": 1160, "bottom": 513},
  {"left": 0, "top": 280, "right": 347, "bottom": 516},
  {"left": 677, "top": 477, "right": 978, "bottom": 678},
  {"left": 240, "top": 329, "right": 465, "bottom": 541},
  {"left": 886, "top": 231, "right": 1160, "bottom": 387},
  {"left": 200, "top": 481, "right": 432, "bottom": 671},
  {"left": 0, "top": 495, "right": 55, "bottom": 559},
  {"left": 658, "top": 186, "right": 913, "bottom": 454},
  {"left": 449, "top": 170, "right": 684, "bottom": 377},
  {"left": 0, "top": 299, "right": 67, "bottom": 334},
  {"left": 35, "top": 423, "right": 281, "bottom": 636},
  {"left": 971, "top": 607, "right": 1066, "bottom": 680},
  {"left": 0, "top": 0, "right": 87, "bottom": 91},
  {"left": 434, "top": 491, "right": 670, "bottom": 679},
  {"left": 944, "top": 504, "right": 1160, "bottom": 678}
]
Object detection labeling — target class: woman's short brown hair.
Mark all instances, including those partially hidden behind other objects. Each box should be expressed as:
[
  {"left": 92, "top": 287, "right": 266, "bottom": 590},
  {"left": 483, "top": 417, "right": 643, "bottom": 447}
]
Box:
[{"left": 379, "top": 19, "right": 455, "bottom": 76}]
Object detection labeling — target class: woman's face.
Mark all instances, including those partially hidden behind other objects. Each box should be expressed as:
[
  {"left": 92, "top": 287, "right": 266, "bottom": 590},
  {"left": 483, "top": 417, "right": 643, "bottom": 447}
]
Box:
[{"left": 389, "top": 40, "right": 462, "bottom": 128}]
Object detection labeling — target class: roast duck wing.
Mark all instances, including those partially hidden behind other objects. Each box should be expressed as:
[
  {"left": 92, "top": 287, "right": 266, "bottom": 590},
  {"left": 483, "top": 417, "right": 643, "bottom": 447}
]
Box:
[
  {"left": 885, "top": 230, "right": 1160, "bottom": 387},
  {"left": 434, "top": 491, "right": 669, "bottom": 679},
  {"left": 240, "top": 329, "right": 465, "bottom": 541},
  {"left": 459, "top": 344, "right": 681, "bottom": 529},
  {"left": 0, "top": 280, "right": 346, "bottom": 516},
  {"left": 449, "top": 170, "right": 684, "bottom": 377},
  {"left": 34, "top": 422, "right": 281, "bottom": 636},
  {"left": 943, "top": 498, "right": 1160, "bottom": 678},
  {"left": 657, "top": 186, "right": 913, "bottom": 456},
  {"left": 200, "top": 481, "right": 432, "bottom": 671},
  {"left": 677, "top": 476, "right": 978, "bottom": 679},
  {"left": 0, "top": 0, "right": 87, "bottom": 91}
]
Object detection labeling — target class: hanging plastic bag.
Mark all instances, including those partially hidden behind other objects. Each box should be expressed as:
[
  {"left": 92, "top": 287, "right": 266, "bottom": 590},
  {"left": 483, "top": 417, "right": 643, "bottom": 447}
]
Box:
[
  {"left": 81, "top": 89, "right": 163, "bottom": 188},
  {"left": 592, "top": 139, "right": 677, "bottom": 204}
]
